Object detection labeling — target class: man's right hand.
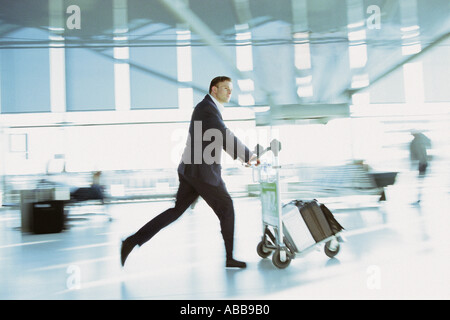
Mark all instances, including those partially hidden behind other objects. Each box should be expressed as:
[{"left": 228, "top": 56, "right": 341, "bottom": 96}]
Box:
[{"left": 245, "top": 154, "right": 260, "bottom": 167}]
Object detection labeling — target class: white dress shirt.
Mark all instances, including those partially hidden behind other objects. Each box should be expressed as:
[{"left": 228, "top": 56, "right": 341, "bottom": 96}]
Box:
[{"left": 208, "top": 94, "right": 225, "bottom": 113}]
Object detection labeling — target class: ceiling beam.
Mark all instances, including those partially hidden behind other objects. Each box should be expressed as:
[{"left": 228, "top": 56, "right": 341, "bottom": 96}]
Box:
[
  {"left": 157, "top": 0, "right": 273, "bottom": 106},
  {"left": 346, "top": 31, "right": 450, "bottom": 97}
]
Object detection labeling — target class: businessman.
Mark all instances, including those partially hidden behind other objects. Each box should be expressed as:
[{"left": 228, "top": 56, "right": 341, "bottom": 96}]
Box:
[{"left": 121, "top": 76, "right": 259, "bottom": 268}]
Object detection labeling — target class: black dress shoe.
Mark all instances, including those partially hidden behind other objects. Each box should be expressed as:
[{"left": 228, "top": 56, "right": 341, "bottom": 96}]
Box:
[
  {"left": 121, "top": 238, "right": 136, "bottom": 267},
  {"left": 226, "top": 259, "right": 247, "bottom": 269}
]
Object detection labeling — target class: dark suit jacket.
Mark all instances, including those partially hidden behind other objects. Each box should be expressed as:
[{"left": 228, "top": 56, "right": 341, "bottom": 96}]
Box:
[{"left": 178, "top": 95, "right": 253, "bottom": 186}]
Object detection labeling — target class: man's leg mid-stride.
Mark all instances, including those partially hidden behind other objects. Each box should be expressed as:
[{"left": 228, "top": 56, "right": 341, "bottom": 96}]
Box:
[
  {"left": 120, "top": 174, "right": 198, "bottom": 266},
  {"left": 120, "top": 174, "right": 246, "bottom": 268},
  {"left": 177, "top": 175, "right": 246, "bottom": 268}
]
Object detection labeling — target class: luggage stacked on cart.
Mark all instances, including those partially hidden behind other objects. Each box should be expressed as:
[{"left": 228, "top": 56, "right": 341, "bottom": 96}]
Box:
[{"left": 282, "top": 199, "right": 344, "bottom": 254}]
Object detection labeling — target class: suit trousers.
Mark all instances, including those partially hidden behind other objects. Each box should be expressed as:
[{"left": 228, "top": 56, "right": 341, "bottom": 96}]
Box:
[{"left": 129, "top": 173, "right": 236, "bottom": 259}]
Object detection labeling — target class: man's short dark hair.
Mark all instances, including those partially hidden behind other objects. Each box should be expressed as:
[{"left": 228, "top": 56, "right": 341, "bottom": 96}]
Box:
[{"left": 209, "top": 76, "right": 232, "bottom": 94}]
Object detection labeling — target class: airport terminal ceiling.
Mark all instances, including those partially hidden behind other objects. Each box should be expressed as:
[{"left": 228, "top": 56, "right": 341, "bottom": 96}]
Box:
[{"left": 0, "top": 0, "right": 449, "bottom": 114}]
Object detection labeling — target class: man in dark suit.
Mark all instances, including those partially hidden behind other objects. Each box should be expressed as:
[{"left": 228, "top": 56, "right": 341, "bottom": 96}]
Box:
[{"left": 121, "top": 76, "right": 259, "bottom": 268}]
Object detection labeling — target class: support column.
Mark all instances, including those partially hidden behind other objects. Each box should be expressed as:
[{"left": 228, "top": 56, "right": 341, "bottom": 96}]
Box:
[{"left": 49, "top": 0, "right": 67, "bottom": 113}]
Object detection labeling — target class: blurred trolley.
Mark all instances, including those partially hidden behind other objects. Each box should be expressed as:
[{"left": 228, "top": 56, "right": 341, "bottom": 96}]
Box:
[{"left": 252, "top": 139, "right": 344, "bottom": 269}]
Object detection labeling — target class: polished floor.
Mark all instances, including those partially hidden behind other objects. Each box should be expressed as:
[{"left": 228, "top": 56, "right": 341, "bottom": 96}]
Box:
[{"left": 1, "top": 171, "right": 449, "bottom": 300}]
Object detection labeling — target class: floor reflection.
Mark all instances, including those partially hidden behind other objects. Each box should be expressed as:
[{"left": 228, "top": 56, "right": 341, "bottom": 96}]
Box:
[{"left": 0, "top": 173, "right": 449, "bottom": 299}]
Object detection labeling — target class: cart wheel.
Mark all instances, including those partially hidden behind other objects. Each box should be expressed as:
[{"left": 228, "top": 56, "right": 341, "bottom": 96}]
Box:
[
  {"left": 257, "top": 241, "right": 272, "bottom": 259},
  {"left": 272, "top": 248, "right": 291, "bottom": 269},
  {"left": 324, "top": 240, "right": 340, "bottom": 258}
]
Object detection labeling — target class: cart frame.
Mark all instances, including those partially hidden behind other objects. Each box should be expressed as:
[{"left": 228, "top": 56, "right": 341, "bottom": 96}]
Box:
[{"left": 253, "top": 140, "right": 341, "bottom": 269}]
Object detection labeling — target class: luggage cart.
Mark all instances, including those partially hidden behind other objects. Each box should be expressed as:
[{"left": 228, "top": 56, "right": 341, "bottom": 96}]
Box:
[{"left": 252, "top": 139, "right": 342, "bottom": 269}]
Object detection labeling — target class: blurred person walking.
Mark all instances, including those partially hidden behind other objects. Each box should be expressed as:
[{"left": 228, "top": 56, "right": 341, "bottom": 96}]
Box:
[
  {"left": 409, "top": 131, "right": 431, "bottom": 204},
  {"left": 120, "top": 76, "right": 259, "bottom": 268}
]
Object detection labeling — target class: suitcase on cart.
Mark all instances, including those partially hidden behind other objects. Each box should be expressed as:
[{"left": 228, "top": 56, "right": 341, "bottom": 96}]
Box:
[
  {"left": 282, "top": 203, "right": 316, "bottom": 253},
  {"left": 296, "top": 200, "right": 333, "bottom": 242},
  {"left": 296, "top": 200, "right": 344, "bottom": 241},
  {"left": 282, "top": 200, "right": 344, "bottom": 253}
]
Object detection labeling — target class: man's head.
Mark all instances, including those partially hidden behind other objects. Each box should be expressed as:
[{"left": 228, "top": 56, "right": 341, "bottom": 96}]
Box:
[{"left": 209, "top": 76, "right": 233, "bottom": 104}]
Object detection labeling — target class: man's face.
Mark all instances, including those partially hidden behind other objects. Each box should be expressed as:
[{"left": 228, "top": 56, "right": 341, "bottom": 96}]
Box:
[{"left": 212, "top": 81, "right": 233, "bottom": 104}]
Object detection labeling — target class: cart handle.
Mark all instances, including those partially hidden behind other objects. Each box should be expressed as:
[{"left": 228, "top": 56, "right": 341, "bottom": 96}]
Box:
[{"left": 254, "top": 139, "right": 282, "bottom": 158}]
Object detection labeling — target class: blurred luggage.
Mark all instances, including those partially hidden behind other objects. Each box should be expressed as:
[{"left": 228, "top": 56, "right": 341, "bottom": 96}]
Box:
[
  {"left": 32, "top": 200, "right": 65, "bottom": 234},
  {"left": 71, "top": 186, "right": 104, "bottom": 202},
  {"left": 370, "top": 172, "right": 397, "bottom": 188}
]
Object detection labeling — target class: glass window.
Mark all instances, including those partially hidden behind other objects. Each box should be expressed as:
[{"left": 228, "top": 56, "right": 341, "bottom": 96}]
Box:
[{"left": 1, "top": 28, "right": 51, "bottom": 113}]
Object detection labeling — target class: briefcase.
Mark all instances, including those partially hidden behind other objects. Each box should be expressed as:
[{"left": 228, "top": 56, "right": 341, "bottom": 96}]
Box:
[
  {"left": 320, "top": 203, "right": 344, "bottom": 234},
  {"left": 295, "top": 200, "right": 333, "bottom": 243}
]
